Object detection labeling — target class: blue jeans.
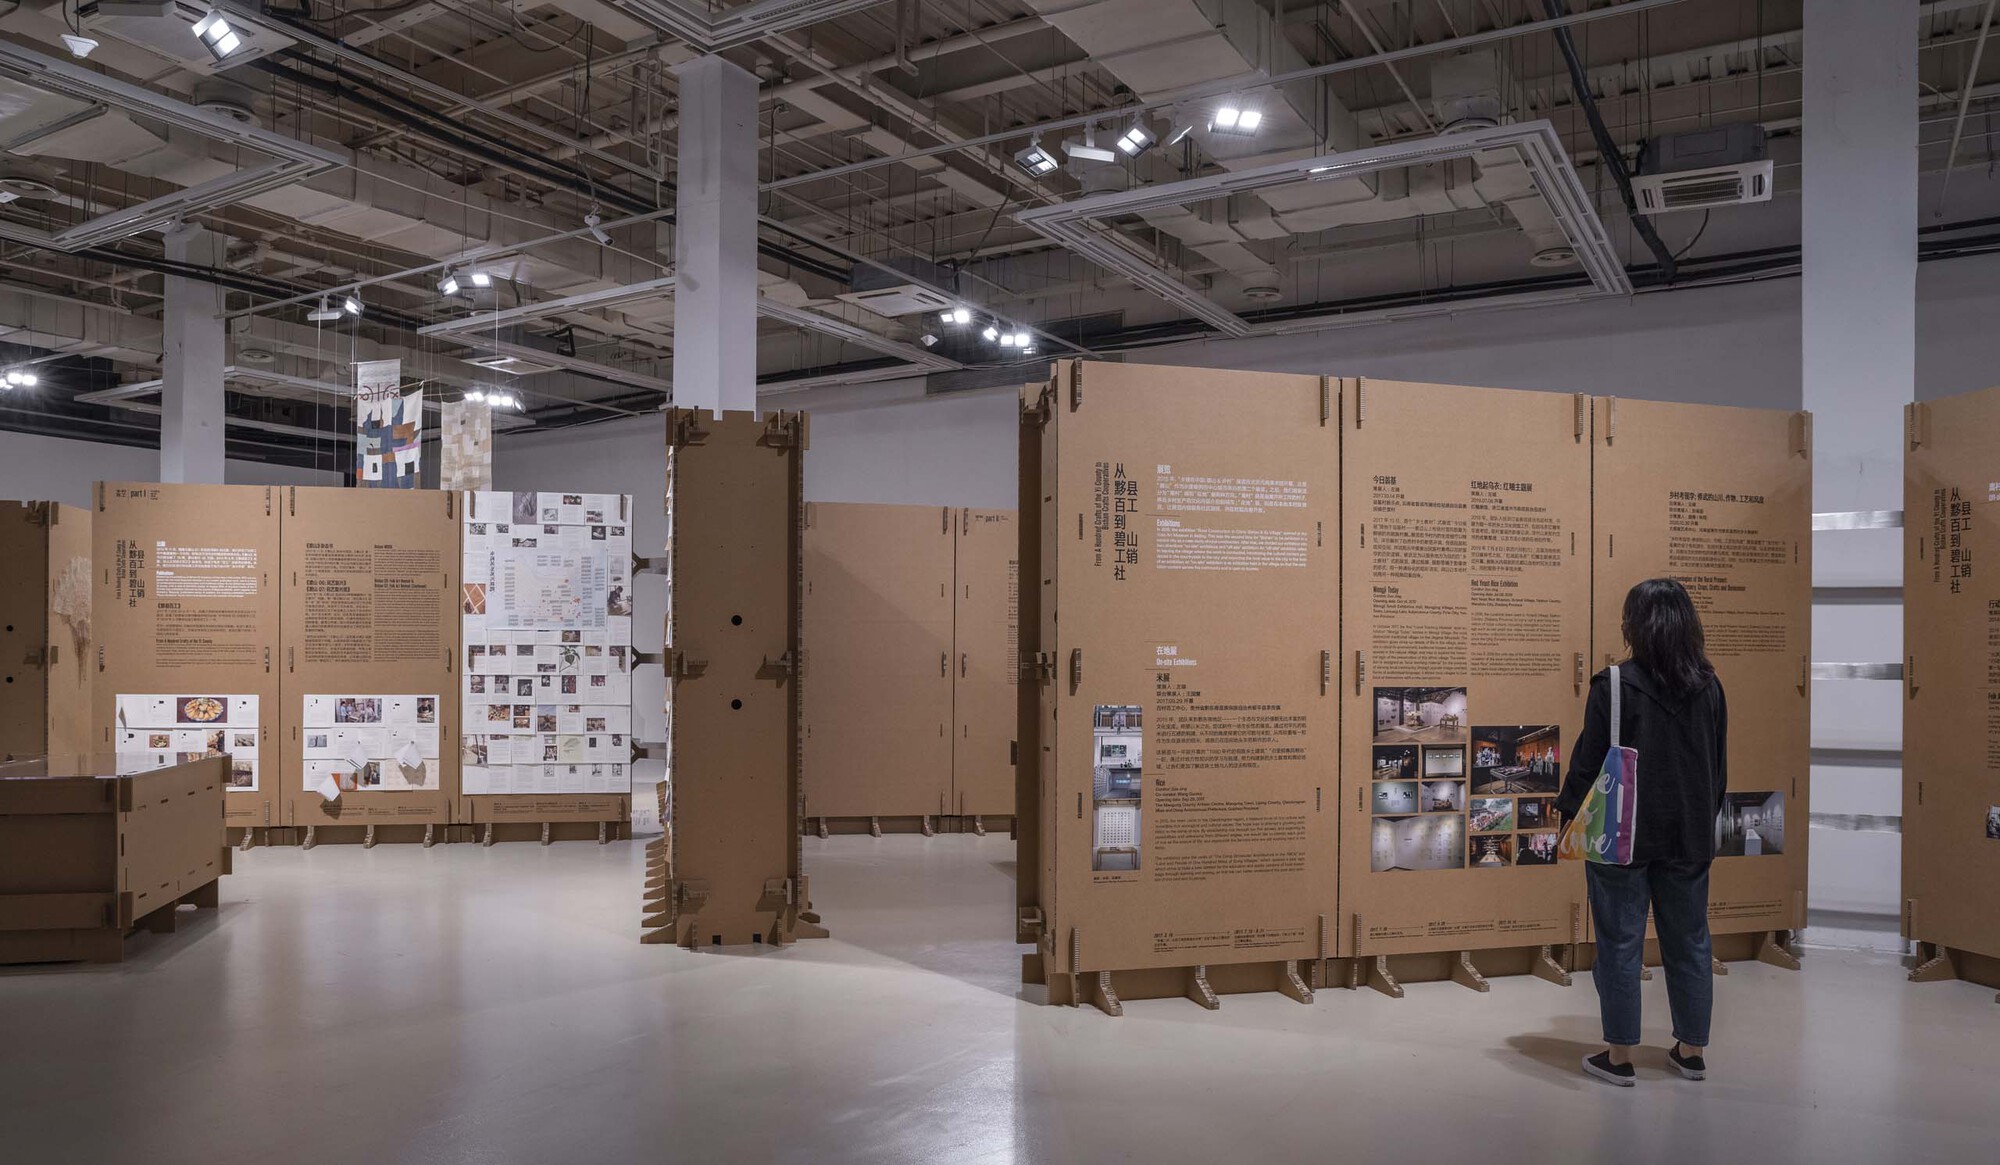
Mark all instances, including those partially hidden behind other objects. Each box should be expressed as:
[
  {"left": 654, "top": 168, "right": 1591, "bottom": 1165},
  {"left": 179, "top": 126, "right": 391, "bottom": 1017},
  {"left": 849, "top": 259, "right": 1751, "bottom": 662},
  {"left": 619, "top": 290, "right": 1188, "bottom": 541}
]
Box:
[{"left": 1585, "top": 860, "right": 1713, "bottom": 1048}]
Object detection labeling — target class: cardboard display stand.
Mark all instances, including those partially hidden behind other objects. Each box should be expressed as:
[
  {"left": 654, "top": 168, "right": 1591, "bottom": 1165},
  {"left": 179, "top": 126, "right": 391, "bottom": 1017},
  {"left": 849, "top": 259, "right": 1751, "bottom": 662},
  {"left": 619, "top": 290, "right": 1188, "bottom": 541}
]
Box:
[
  {"left": 93, "top": 483, "right": 282, "bottom": 838},
  {"left": 1591, "top": 398, "right": 1812, "bottom": 969},
  {"left": 1339, "top": 380, "right": 1592, "bottom": 994},
  {"left": 282, "top": 487, "right": 459, "bottom": 846},
  {"left": 0, "top": 501, "right": 92, "bottom": 762},
  {"left": 1019, "top": 361, "right": 1335, "bottom": 1012},
  {"left": 953, "top": 507, "right": 1018, "bottom": 829},
  {"left": 1903, "top": 387, "right": 2000, "bottom": 998},
  {"left": 801, "top": 502, "right": 954, "bottom": 834},
  {"left": 649, "top": 409, "right": 823, "bottom": 948},
  {"left": 0, "top": 753, "right": 231, "bottom": 964}
]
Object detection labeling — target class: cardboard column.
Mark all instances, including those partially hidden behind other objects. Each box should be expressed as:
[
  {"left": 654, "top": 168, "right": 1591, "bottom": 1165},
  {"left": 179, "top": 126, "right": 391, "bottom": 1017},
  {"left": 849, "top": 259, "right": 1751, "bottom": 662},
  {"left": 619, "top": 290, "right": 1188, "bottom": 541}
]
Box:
[
  {"left": 1591, "top": 398, "right": 1812, "bottom": 964},
  {"left": 1903, "top": 387, "right": 2000, "bottom": 995},
  {"left": 1020, "top": 361, "right": 1336, "bottom": 1009},
  {"left": 954, "top": 508, "right": 1019, "bottom": 825},
  {"left": 654, "top": 409, "right": 821, "bottom": 947},
  {"left": 801, "top": 503, "right": 953, "bottom": 830},
  {"left": 0, "top": 502, "right": 91, "bottom": 762},
  {"left": 93, "top": 483, "right": 281, "bottom": 835},
  {"left": 280, "top": 487, "right": 458, "bottom": 841},
  {"left": 1339, "top": 380, "right": 1591, "bottom": 983}
]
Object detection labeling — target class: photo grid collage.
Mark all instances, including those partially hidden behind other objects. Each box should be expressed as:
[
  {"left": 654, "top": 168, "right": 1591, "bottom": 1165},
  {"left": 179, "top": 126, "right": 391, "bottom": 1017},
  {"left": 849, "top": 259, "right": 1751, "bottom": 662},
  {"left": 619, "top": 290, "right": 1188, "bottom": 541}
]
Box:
[
  {"left": 460, "top": 491, "right": 635, "bottom": 796},
  {"left": 1369, "top": 687, "right": 1562, "bottom": 872},
  {"left": 114, "top": 695, "right": 260, "bottom": 790}
]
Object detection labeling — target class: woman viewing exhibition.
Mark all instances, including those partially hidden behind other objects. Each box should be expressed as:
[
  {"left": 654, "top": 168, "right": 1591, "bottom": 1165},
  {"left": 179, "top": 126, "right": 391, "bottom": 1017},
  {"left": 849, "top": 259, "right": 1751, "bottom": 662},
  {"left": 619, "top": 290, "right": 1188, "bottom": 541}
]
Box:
[{"left": 1557, "top": 577, "right": 1728, "bottom": 1087}]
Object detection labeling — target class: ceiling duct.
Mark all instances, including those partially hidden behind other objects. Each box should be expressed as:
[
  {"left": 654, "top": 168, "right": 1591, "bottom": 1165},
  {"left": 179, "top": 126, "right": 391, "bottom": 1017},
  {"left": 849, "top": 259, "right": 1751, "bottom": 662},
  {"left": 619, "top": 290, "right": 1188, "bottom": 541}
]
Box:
[{"left": 593, "top": 0, "right": 891, "bottom": 53}]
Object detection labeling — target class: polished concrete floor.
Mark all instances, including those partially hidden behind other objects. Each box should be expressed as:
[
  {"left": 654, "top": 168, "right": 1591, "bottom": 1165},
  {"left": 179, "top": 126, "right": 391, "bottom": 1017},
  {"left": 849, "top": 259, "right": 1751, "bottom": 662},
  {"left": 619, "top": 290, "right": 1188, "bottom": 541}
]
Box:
[{"left": 2, "top": 836, "right": 1995, "bottom": 1164}]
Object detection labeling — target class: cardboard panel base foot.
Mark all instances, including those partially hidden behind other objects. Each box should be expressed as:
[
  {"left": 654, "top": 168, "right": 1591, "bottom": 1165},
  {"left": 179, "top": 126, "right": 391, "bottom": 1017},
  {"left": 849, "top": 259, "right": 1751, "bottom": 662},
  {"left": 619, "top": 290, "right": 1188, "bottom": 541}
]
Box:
[
  {"left": 1572, "top": 930, "right": 1799, "bottom": 971},
  {"left": 0, "top": 875, "right": 222, "bottom": 965},
  {"left": 1908, "top": 943, "right": 2000, "bottom": 993},
  {"left": 1041, "top": 958, "right": 1313, "bottom": 1010}
]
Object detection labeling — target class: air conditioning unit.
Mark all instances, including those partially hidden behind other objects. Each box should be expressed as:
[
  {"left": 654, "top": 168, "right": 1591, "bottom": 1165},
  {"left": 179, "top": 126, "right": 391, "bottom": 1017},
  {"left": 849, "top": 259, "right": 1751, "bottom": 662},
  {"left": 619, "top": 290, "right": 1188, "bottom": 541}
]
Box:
[
  {"left": 835, "top": 256, "right": 959, "bottom": 318},
  {"left": 79, "top": 0, "right": 294, "bottom": 76},
  {"left": 1632, "top": 124, "right": 1774, "bottom": 215}
]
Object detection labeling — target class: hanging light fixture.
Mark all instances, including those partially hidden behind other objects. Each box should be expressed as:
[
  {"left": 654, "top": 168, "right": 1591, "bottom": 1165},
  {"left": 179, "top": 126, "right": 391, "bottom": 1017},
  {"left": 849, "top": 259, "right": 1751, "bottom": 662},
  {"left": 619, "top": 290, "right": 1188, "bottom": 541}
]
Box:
[
  {"left": 1116, "top": 119, "right": 1157, "bottom": 157},
  {"left": 3, "top": 368, "right": 37, "bottom": 388},
  {"left": 1209, "top": 102, "right": 1262, "bottom": 136},
  {"left": 1013, "top": 135, "right": 1059, "bottom": 178},
  {"left": 342, "top": 294, "right": 364, "bottom": 317},
  {"left": 305, "top": 296, "right": 342, "bottom": 322}
]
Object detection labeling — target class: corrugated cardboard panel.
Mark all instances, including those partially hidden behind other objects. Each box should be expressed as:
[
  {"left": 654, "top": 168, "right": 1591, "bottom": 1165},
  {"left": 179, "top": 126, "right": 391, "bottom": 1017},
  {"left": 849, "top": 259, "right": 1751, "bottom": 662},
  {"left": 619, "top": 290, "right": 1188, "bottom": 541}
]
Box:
[
  {"left": 0, "top": 503, "right": 52, "bottom": 760},
  {"left": 801, "top": 503, "right": 953, "bottom": 820},
  {"left": 665, "top": 410, "right": 809, "bottom": 946},
  {"left": 954, "top": 507, "right": 1018, "bottom": 819},
  {"left": 1340, "top": 380, "right": 1590, "bottom": 957},
  {"left": 93, "top": 483, "right": 281, "bottom": 830},
  {"left": 280, "top": 487, "right": 458, "bottom": 829},
  {"left": 44, "top": 504, "right": 93, "bottom": 759},
  {"left": 1904, "top": 387, "right": 2000, "bottom": 961},
  {"left": 1017, "top": 383, "right": 1047, "bottom": 944},
  {"left": 1038, "top": 360, "right": 1337, "bottom": 975},
  {"left": 1592, "top": 397, "right": 1811, "bottom": 937}
]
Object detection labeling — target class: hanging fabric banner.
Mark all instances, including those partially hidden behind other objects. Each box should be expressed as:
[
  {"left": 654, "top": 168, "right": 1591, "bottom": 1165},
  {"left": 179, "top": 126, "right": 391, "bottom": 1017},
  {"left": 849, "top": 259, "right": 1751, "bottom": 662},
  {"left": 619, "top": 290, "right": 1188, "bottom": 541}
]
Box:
[
  {"left": 355, "top": 359, "right": 421, "bottom": 488},
  {"left": 440, "top": 398, "right": 494, "bottom": 490}
]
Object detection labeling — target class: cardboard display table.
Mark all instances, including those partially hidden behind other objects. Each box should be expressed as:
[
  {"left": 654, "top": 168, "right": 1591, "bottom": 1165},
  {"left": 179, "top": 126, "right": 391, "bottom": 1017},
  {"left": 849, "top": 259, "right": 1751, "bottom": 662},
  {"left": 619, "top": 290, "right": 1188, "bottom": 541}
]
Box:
[{"left": 0, "top": 753, "right": 230, "bottom": 964}]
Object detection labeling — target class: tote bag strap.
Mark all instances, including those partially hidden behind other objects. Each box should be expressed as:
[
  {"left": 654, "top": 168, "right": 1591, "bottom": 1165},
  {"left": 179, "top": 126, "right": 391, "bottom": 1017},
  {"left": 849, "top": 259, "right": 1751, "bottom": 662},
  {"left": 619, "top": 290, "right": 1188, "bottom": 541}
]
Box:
[{"left": 1608, "top": 664, "right": 1621, "bottom": 750}]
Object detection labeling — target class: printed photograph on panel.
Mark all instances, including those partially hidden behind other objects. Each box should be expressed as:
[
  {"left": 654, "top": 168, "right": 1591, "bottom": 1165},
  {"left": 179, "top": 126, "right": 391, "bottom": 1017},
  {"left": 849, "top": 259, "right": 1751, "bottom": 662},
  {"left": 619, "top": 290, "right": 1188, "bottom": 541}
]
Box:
[
  {"left": 1517, "top": 831, "right": 1560, "bottom": 866},
  {"left": 1989, "top": 805, "right": 2000, "bottom": 841},
  {"left": 1715, "top": 791, "right": 1786, "bottom": 856},
  {"left": 1091, "top": 704, "right": 1143, "bottom": 872},
  {"left": 1470, "top": 725, "right": 1561, "bottom": 793},
  {"left": 1421, "top": 780, "right": 1464, "bottom": 813},
  {"left": 1517, "top": 796, "right": 1556, "bottom": 831},
  {"left": 1470, "top": 834, "right": 1515, "bottom": 868},
  {"left": 1470, "top": 797, "right": 1515, "bottom": 833},
  {"left": 1371, "top": 814, "right": 1465, "bottom": 872},
  {"left": 1373, "top": 745, "right": 1418, "bottom": 781},
  {"left": 1373, "top": 687, "right": 1467, "bottom": 744},
  {"left": 1373, "top": 781, "right": 1420, "bottom": 815},
  {"left": 1422, "top": 745, "right": 1466, "bottom": 778}
]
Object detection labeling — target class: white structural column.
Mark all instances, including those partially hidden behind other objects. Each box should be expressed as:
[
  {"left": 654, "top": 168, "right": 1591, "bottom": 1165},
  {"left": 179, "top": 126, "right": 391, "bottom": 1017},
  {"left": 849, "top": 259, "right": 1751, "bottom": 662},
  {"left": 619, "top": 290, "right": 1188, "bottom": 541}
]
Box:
[
  {"left": 159, "top": 224, "right": 228, "bottom": 483},
  {"left": 671, "top": 55, "right": 760, "bottom": 415},
  {"left": 1800, "top": 0, "right": 1916, "bottom": 930}
]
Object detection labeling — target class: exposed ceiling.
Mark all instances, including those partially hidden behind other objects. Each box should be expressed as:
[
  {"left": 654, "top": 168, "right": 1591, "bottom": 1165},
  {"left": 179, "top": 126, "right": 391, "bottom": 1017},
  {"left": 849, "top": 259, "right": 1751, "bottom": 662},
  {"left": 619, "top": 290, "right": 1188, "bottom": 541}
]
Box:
[{"left": 0, "top": 0, "right": 1997, "bottom": 465}]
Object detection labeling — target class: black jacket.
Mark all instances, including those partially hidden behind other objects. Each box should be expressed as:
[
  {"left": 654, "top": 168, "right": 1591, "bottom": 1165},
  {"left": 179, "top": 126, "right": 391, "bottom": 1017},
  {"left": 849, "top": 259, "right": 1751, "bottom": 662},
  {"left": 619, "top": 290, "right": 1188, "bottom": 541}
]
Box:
[{"left": 1556, "top": 660, "right": 1729, "bottom": 864}]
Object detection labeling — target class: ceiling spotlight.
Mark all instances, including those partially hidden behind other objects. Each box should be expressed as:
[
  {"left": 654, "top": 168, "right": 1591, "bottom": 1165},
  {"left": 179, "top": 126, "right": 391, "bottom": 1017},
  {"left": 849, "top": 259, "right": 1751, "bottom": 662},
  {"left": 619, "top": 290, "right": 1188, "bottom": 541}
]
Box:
[
  {"left": 190, "top": 11, "right": 244, "bottom": 63},
  {"left": 469, "top": 270, "right": 492, "bottom": 288},
  {"left": 1063, "top": 123, "right": 1117, "bottom": 165},
  {"left": 1012, "top": 331, "right": 1032, "bottom": 347},
  {"left": 1209, "top": 104, "right": 1262, "bottom": 136},
  {"left": 306, "top": 296, "right": 342, "bottom": 322},
  {"left": 59, "top": 33, "right": 99, "bottom": 59},
  {"left": 342, "top": 294, "right": 364, "bottom": 317},
  {"left": 584, "top": 209, "right": 611, "bottom": 246},
  {"left": 948, "top": 306, "right": 971, "bottom": 325},
  {"left": 919, "top": 334, "right": 940, "bottom": 348},
  {"left": 3, "top": 369, "right": 36, "bottom": 388},
  {"left": 0, "top": 191, "right": 17, "bottom": 206},
  {"left": 998, "top": 332, "right": 1019, "bottom": 348},
  {"left": 438, "top": 273, "right": 461, "bottom": 297},
  {"left": 465, "top": 389, "right": 486, "bottom": 403},
  {"left": 1014, "top": 136, "right": 1059, "bottom": 178},
  {"left": 1164, "top": 118, "right": 1196, "bottom": 147},
  {"left": 981, "top": 324, "right": 999, "bottom": 342},
  {"left": 1116, "top": 121, "right": 1157, "bottom": 157}
]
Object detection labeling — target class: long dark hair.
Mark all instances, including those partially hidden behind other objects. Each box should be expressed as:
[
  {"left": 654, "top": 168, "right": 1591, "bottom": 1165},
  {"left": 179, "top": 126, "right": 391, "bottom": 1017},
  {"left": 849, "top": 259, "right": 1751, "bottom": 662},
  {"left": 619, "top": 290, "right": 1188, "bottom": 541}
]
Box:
[{"left": 1622, "top": 578, "right": 1714, "bottom": 700}]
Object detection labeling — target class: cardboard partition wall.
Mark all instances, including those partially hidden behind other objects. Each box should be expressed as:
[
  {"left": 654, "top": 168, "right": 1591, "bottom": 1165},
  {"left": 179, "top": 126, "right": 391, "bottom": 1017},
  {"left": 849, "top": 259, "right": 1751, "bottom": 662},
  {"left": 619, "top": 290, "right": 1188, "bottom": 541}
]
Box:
[
  {"left": 460, "top": 489, "right": 636, "bottom": 841},
  {"left": 93, "top": 483, "right": 281, "bottom": 834},
  {"left": 801, "top": 503, "right": 954, "bottom": 833},
  {"left": 1591, "top": 398, "right": 1811, "bottom": 968},
  {"left": 1019, "top": 361, "right": 1336, "bottom": 1012},
  {"left": 0, "top": 502, "right": 92, "bottom": 762},
  {"left": 1339, "top": 380, "right": 1592, "bottom": 993},
  {"left": 954, "top": 507, "right": 1018, "bottom": 826},
  {"left": 0, "top": 753, "right": 230, "bottom": 964},
  {"left": 282, "top": 487, "right": 458, "bottom": 844},
  {"left": 1904, "top": 387, "right": 2000, "bottom": 996},
  {"left": 650, "top": 409, "right": 822, "bottom": 948}
]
